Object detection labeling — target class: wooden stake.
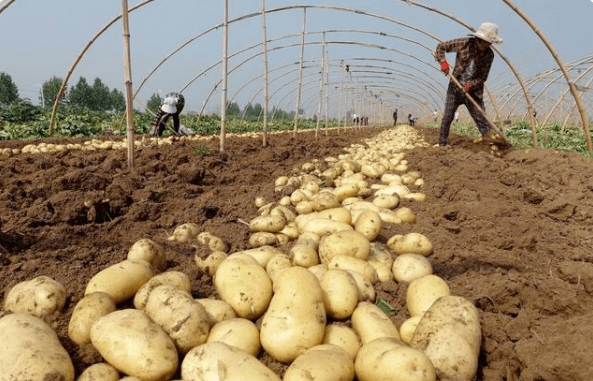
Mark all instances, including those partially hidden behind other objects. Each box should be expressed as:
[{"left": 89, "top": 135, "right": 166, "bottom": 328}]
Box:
[
  {"left": 260, "top": 0, "right": 269, "bottom": 147},
  {"left": 294, "top": 7, "right": 307, "bottom": 137},
  {"left": 120, "top": 0, "right": 135, "bottom": 169},
  {"left": 220, "top": 0, "right": 228, "bottom": 154}
]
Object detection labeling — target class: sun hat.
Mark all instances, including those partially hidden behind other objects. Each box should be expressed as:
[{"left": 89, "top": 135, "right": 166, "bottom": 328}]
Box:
[
  {"left": 161, "top": 97, "right": 178, "bottom": 114},
  {"left": 470, "top": 22, "right": 504, "bottom": 44}
]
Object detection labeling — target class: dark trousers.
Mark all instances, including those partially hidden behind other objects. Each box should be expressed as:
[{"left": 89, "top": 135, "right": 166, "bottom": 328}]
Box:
[
  {"left": 150, "top": 108, "right": 180, "bottom": 136},
  {"left": 439, "top": 82, "right": 490, "bottom": 144}
]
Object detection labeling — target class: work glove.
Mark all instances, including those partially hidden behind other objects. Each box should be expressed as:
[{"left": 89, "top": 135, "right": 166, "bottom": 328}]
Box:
[
  {"left": 464, "top": 82, "right": 471, "bottom": 91},
  {"left": 440, "top": 60, "right": 449, "bottom": 75}
]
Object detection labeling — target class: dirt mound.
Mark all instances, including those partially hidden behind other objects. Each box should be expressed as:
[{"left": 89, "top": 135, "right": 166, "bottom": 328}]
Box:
[{"left": 1, "top": 126, "right": 592, "bottom": 380}]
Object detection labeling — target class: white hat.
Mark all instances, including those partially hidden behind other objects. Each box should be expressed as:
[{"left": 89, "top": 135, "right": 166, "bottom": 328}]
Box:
[
  {"left": 470, "top": 22, "right": 504, "bottom": 44},
  {"left": 162, "top": 97, "right": 177, "bottom": 113}
]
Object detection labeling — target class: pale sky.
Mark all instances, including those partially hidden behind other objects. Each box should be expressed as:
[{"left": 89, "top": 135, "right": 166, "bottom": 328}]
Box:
[{"left": 1, "top": 0, "right": 591, "bottom": 116}]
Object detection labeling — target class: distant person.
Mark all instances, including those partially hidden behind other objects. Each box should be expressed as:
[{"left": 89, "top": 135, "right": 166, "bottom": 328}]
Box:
[
  {"left": 433, "top": 110, "right": 439, "bottom": 122},
  {"left": 392, "top": 109, "right": 398, "bottom": 126},
  {"left": 408, "top": 114, "right": 417, "bottom": 126},
  {"left": 149, "top": 92, "right": 185, "bottom": 136},
  {"left": 435, "top": 22, "right": 504, "bottom": 146}
]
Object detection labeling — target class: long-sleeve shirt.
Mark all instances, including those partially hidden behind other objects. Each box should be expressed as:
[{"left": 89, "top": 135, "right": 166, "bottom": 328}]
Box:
[{"left": 434, "top": 37, "right": 494, "bottom": 91}]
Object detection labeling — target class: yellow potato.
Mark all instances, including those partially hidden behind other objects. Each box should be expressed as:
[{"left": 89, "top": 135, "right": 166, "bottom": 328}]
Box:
[
  {"left": 127, "top": 238, "right": 167, "bottom": 272},
  {"left": 207, "top": 318, "right": 261, "bottom": 357},
  {"left": 249, "top": 232, "right": 277, "bottom": 248},
  {"left": 354, "top": 209, "right": 382, "bottom": 241},
  {"left": 266, "top": 253, "right": 293, "bottom": 282},
  {"left": 392, "top": 253, "right": 433, "bottom": 283},
  {"left": 197, "top": 232, "right": 228, "bottom": 252},
  {"left": 311, "top": 191, "right": 340, "bottom": 211},
  {"left": 319, "top": 230, "right": 371, "bottom": 264},
  {"left": 0, "top": 313, "right": 75, "bottom": 381},
  {"left": 372, "top": 194, "right": 399, "bottom": 209},
  {"left": 168, "top": 222, "right": 199, "bottom": 243},
  {"left": 249, "top": 215, "right": 286, "bottom": 233},
  {"left": 195, "top": 250, "right": 228, "bottom": 277},
  {"left": 195, "top": 298, "right": 237, "bottom": 325},
  {"left": 301, "top": 218, "right": 353, "bottom": 236},
  {"left": 234, "top": 245, "right": 285, "bottom": 267},
  {"left": 320, "top": 269, "right": 360, "bottom": 320},
  {"left": 406, "top": 274, "right": 451, "bottom": 316},
  {"left": 351, "top": 302, "right": 401, "bottom": 344},
  {"left": 68, "top": 292, "right": 116, "bottom": 346},
  {"left": 328, "top": 255, "right": 378, "bottom": 285},
  {"left": 393, "top": 207, "right": 416, "bottom": 223},
  {"left": 85, "top": 259, "right": 153, "bottom": 304},
  {"left": 3, "top": 276, "right": 66, "bottom": 317},
  {"left": 284, "top": 344, "right": 355, "bottom": 381},
  {"left": 77, "top": 363, "right": 119, "bottom": 381},
  {"left": 322, "top": 324, "right": 361, "bottom": 360},
  {"left": 133, "top": 271, "right": 192, "bottom": 310},
  {"left": 399, "top": 315, "right": 422, "bottom": 344},
  {"left": 387, "top": 232, "right": 432, "bottom": 256}
]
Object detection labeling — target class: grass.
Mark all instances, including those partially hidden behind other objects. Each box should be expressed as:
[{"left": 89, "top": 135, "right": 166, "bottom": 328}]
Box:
[{"left": 422, "top": 120, "right": 593, "bottom": 158}]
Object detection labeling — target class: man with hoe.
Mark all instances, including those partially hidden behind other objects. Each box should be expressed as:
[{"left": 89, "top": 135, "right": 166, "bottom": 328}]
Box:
[{"left": 435, "top": 22, "right": 504, "bottom": 146}]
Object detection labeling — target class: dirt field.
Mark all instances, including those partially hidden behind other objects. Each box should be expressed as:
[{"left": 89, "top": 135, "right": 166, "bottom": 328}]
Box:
[{"left": 1, "top": 125, "right": 592, "bottom": 381}]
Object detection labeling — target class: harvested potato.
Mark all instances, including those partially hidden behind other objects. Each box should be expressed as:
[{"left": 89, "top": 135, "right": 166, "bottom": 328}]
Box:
[
  {"left": 168, "top": 222, "right": 199, "bottom": 243},
  {"left": 328, "top": 255, "right": 378, "bottom": 285},
  {"left": 399, "top": 315, "right": 422, "bottom": 344},
  {"left": 3, "top": 276, "right": 66, "bottom": 317},
  {"left": 133, "top": 271, "right": 192, "bottom": 310},
  {"left": 410, "top": 296, "right": 481, "bottom": 381},
  {"left": 236, "top": 245, "right": 285, "bottom": 267},
  {"left": 260, "top": 266, "right": 326, "bottom": 363},
  {"left": 393, "top": 207, "right": 416, "bottom": 223},
  {"left": 332, "top": 183, "right": 360, "bottom": 202},
  {"left": 182, "top": 342, "right": 281, "bottom": 381},
  {"left": 249, "top": 215, "right": 286, "bottom": 233},
  {"left": 387, "top": 232, "right": 433, "bottom": 256},
  {"left": 90, "top": 309, "right": 178, "bottom": 381},
  {"left": 266, "top": 253, "right": 292, "bottom": 283},
  {"left": 392, "top": 253, "right": 433, "bottom": 283},
  {"left": 68, "top": 292, "right": 116, "bottom": 346},
  {"left": 85, "top": 259, "right": 153, "bottom": 304},
  {"left": 195, "top": 250, "right": 228, "bottom": 277},
  {"left": 355, "top": 337, "right": 435, "bottom": 381},
  {"left": 372, "top": 194, "right": 399, "bottom": 209},
  {"left": 343, "top": 269, "right": 375, "bottom": 301},
  {"left": 249, "top": 232, "right": 277, "bottom": 247},
  {"left": 316, "top": 207, "right": 353, "bottom": 224},
  {"left": 214, "top": 253, "right": 273, "bottom": 320},
  {"left": 351, "top": 301, "right": 401, "bottom": 344},
  {"left": 127, "top": 238, "right": 167, "bottom": 272},
  {"left": 196, "top": 298, "right": 237, "bottom": 325},
  {"left": 78, "top": 363, "right": 119, "bottom": 381},
  {"left": 406, "top": 274, "right": 451, "bottom": 316},
  {"left": 207, "top": 318, "right": 261, "bottom": 357},
  {"left": 145, "top": 285, "right": 211, "bottom": 353},
  {"left": 322, "top": 324, "right": 361, "bottom": 360},
  {"left": 290, "top": 231, "right": 320, "bottom": 268},
  {"left": 0, "top": 313, "right": 75, "bottom": 381},
  {"left": 301, "top": 218, "right": 353, "bottom": 236},
  {"left": 311, "top": 191, "right": 340, "bottom": 211},
  {"left": 354, "top": 209, "right": 382, "bottom": 241},
  {"left": 319, "top": 230, "right": 371, "bottom": 264},
  {"left": 284, "top": 344, "right": 355, "bottom": 381},
  {"left": 197, "top": 232, "right": 228, "bottom": 252},
  {"left": 320, "top": 269, "right": 360, "bottom": 319}
]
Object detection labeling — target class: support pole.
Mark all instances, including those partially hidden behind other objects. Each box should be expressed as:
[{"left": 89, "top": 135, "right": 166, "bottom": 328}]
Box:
[
  {"left": 294, "top": 7, "right": 307, "bottom": 137},
  {"left": 120, "top": 0, "right": 135, "bottom": 169},
  {"left": 260, "top": 0, "right": 269, "bottom": 146},
  {"left": 220, "top": 0, "right": 228, "bottom": 153}
]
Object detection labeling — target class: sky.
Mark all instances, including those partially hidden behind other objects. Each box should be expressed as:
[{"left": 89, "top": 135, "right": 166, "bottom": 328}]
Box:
[{"left": 1, "top": 0, "right": 592, "bottom": 117}]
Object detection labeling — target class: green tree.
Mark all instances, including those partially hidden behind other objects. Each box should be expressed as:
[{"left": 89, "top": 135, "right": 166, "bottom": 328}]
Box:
[
  {"left": 147, "top": 93, "right": 162, "bottom": 113},
  {"left": 91, "top": 77, "right": 112, "bottom": 111},
  {"left": 227, "top": 102, "right": 241, "bottom": 117},
  {"left": 0, "top": 72, "right": 19, "bottom": 106},
  {"left": 68, "top": 77, "right": 93, "bottom": 109},
  {"left": 41, "top": 76, "right": 66, "bottom": 109},
  {"left": 111, "top": 88, "right": 126, "bottom": 113}
]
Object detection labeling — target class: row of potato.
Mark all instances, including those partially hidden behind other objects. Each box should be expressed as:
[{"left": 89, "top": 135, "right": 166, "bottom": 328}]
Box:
[{"left": 0, "top": 126, "right": 481, "bottom": 381}]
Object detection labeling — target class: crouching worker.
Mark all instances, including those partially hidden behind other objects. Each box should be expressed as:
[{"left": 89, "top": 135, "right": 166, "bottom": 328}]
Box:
[{"left": 149, "top": 92, "right": 185, "bottom": 136}]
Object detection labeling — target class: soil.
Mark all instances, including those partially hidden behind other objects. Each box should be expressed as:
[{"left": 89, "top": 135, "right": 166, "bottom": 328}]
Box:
[{"left": 1, "top": 126, "right": 592, "bottom": 381}]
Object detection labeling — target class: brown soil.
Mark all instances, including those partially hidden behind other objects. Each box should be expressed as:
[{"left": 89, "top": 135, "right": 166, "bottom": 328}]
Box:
[{"left": 1, "top": 126, "right": 592, "bottom": 381}]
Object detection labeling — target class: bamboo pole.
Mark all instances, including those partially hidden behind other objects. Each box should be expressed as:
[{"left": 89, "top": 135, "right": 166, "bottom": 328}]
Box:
[
  {"left": 49, "top": 0, "right": 155, "bottom": 133},
  {"left": 0, "top": 0, "right": 17, "bottom": 16},
  {"left": 294, "top": 7, "right": 307, "bottom": 137},
  {"left": 325, "top": 40, "right": 330, "bottom": 131},
  {"left": 120, "top": 0, "right": 135, "bottom": 169},
  {"left": 315, "top": 33, "right": 326, "bottom": 139},
  {"left": 220, "top": 0, "right": 228, "bottom": 154},
  {"left": 260, "top": 0, "right": 269, "bottom": 147},
  {"left": 500, "top": 0, "right": 591, "bottom": 152}
]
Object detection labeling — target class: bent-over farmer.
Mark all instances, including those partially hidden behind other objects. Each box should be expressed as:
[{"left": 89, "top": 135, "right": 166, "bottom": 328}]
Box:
[
  {"left": 149, "top": 92, "right": 185, "bottom": 136},
  {"left": 435, "top": 22, "right": 503, "bottom": 146}
]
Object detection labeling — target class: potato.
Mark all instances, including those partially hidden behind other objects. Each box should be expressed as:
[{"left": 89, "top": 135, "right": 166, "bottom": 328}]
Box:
[
  {"left": 133, "top": 271, "right": 192, "bottom": 310},
  {"left": 399, "top": 315, "right": 422, "bottom": 344},
  {"left": 196, "top": 298, "right": 237, "bottom": 325},
  {"left": 249, "top": 232, "right": 277, "bottom": 247},
  {"left": 249, "top": 215, "right": 286, "bottom": 233},
  {"left": 85, "top": 259, "right": 153, "bottom": 304},
  {"left": 328, "top": 255, "right": 378, "bottom": 285},
  {"left": 378, "top": 210, "right": 403, "bottom": 224},
  {"left": 319, "top": 230, "right": 371, "bottom": 265},
  {"left": 91, "top": 309, "right": 178, "bottom": 381},
  {"left": 207, "top": 318, "right": 261, "bottom": 357},
  {"left": 295, "top": 200, "right": 314, "bottom": 214},
  {"left": 322, "top": 324, "right": 361, "bottom": 360},
  {"left": 351, "top": 302, "right": 401, "bottom": 344},
  {"left": 78, "top": 363, "right": 119, "bottom": 381},
  {"left": 387, "top": 232, "right": 432, "bottom": 256},
  {"left": 145, "top": 285, "right": 211, "bottom": 353},
  {"left": 410, "top": 296, "right": 482, "bottom": 381},
  {"left": 168, "top": 222, "right": 199, "bottom": 243},
  {"left": 308, "top": 263, "right": 328, "bottom": 282},
  {"left": 68, "top": 292, "right": 116, "bottom": 346},
  {"left": 343, "top": 269, "right": 375, "bottom": 301},
  {"left": 279, "top": 222, "right": 299, "bottom": 239},
  {"left": 316, "top": 207, "right": 353, "bottom": 224},
  {"left": 301, "top": 217, "right": 353, "bottom": 236},
  {"left": 290, "top": 231, "right": 320, "bottom": 268},
  {"left": 354, "top": 209, "right": 382, "bottom": 241},
  {"left": 406, "top": 274, "right": 451, "bottom": 316},
  {"left": 0, "top": 313, "right": 75, "bottom": 381},
  {"left": 320, "top": 269, "right": 360, "bottom": 320},
  {"left": 236, "top": 245, "right": 285, "bottom": 267},
  {"left": 284, "top": 344, "right": 355, "bottom": 381},
  {"left": 214, "top": 253, "right": 273, "bottom": 320},
  {"left": 127, "top": 238, "right": 167, "bottom": 272},
  {"left": 271, "top": 205, "right": 297, "bottom": 223},
  {"left": 372, "top": 194, "right": 399, "bottom": 209},
  {"left": 332, "top": 183, "right": 360, "bottom": 202},
  {"left": 197, "top": 232, "right": 228, "bottom": 252},
  {"left": 393, "top": 206, "right": 416, "bottom": 223},
  {"left": 3, "top": 276, "right": 66, "bottom": 317},
  {"left": 195, "top": 250, "right": 228, "bottom": 277},
  {"left": 392, "top": 253, "right": 433, "bottom": 283},
  {"left": 311, "top": 191, "right": 340, "bottom": 211},
  {"left": 355, "top": 337, "right": 435, "bottom": 381},
  {"left": 266, "top": 253, "right": 293, "bottom": 282},
  {"left": 260, "top": 267, "right": 326, "bottom": 363},
  {"left": 182, "top": 342, "right": 281, "bottom": 381}
]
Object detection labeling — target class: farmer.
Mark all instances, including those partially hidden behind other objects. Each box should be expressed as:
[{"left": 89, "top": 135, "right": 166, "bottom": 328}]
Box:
[
  {"left": 392, "top": 109, "right": 398, "bottom": 126},
  {"left": 149, "top": 92, "right": 185, "bottom": 136},
  {"left": 435, "top": 22, "right": 504, "bottom": 146},
  {"left": 407, "top": 114, "right": 417, "bottom": 126}
]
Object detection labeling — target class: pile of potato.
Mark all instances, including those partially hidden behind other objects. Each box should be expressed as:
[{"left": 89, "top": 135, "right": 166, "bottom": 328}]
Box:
[{"left": 0, "top": 125, "right": 481, "bottom": 381}]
